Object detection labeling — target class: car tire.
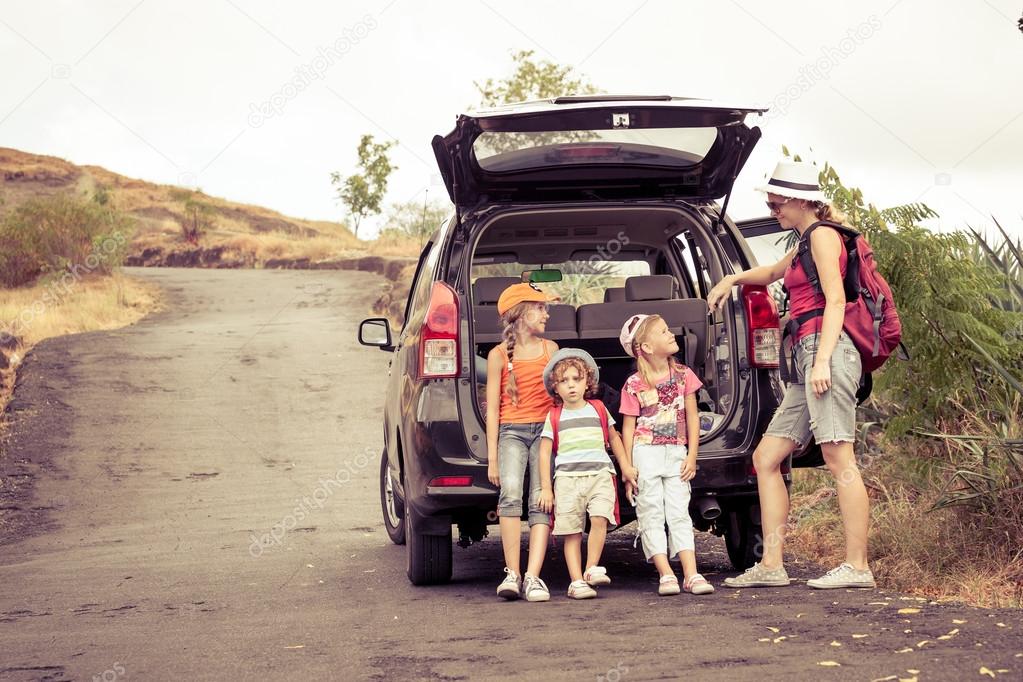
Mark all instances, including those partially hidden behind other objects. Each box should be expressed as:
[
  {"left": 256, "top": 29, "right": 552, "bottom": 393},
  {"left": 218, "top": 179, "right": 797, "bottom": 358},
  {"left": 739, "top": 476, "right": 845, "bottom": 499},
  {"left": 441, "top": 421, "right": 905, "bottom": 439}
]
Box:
[
  {"left": 405, "top": 507, "right": 453, "bottom": 586},
  {"left": 725, "top": 505, "right": 763, "bottom": 571},
  {"left": 380, "top": 450, "right": 405, "bottom": 545}
]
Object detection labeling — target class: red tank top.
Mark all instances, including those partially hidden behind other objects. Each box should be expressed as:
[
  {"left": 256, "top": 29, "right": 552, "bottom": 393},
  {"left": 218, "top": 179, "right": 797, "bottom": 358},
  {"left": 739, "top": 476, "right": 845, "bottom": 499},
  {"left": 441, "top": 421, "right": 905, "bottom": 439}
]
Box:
[{"left": 784, "top": 229, "right": 848, "bottom": 341}]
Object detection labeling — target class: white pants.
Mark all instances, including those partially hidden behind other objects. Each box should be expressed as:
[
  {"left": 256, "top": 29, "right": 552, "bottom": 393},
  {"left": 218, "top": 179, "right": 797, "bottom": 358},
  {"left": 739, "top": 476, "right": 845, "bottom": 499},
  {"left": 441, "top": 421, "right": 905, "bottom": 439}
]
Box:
[{"left": 633, "top": 443, "right": 695, "bottom": 562}]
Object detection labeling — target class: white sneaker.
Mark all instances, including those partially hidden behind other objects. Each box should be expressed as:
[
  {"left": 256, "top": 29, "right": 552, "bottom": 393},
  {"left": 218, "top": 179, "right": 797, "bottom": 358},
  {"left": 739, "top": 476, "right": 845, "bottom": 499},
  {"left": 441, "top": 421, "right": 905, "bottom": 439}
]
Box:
[
  {"left": 807, "top": 563, "right": 875, "bottom": 589},
  {"left": 496, "top": 568, "right": 521, "bottom": 600},
  {"left": 567, "top": 579, "right": 597, "bottom": 599},
  {"left": 522, "top": 574, "right": 551, "bottom": 602},
  {"left": 658, "top": 575, "right": 681, "bottom": 596},
  {"left": 684, "top": 573, "right": 715, "bottom": 595},
  {"left": 584, "top": 565, "right": 611, "bottom": 587}
]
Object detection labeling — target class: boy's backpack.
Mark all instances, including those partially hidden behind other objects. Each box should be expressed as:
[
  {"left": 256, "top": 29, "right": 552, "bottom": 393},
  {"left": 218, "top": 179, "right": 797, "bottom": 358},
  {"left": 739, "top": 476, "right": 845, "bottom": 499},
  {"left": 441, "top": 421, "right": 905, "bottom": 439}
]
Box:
[
  {"left": 786, "top": 220, "right": 904, "bottom": 382},
  {"left": 549, "top": 399, "right": 609, "bottom": 455}
]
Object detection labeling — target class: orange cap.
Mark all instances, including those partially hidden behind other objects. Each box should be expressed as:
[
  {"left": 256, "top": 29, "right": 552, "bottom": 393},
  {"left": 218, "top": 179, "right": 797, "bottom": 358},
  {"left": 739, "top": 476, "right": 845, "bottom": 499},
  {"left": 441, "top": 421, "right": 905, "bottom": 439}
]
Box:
[{"left": 497, "top": 282, "right": 557, "bottom": 316}]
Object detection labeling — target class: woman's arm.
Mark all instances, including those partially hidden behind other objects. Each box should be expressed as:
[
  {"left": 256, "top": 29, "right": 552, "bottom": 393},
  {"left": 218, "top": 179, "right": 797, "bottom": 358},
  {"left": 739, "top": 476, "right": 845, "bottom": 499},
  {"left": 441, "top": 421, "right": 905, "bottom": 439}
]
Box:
[
  {"left": 707, "top": 247, "right": 796, "bottom": 313},
  {"left": 808, "top": 227, "right": 847, "bottom": 398},
  {"left": 485, "top": 346, "right": 504, "bottom": 485}
]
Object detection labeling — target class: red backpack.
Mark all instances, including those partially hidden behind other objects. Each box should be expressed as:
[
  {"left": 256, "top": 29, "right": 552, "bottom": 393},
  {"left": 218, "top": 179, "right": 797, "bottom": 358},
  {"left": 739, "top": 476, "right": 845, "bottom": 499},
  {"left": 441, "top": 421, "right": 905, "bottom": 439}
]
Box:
[{"left": 786, "top": 220, "right": 904, "bottom": 387}]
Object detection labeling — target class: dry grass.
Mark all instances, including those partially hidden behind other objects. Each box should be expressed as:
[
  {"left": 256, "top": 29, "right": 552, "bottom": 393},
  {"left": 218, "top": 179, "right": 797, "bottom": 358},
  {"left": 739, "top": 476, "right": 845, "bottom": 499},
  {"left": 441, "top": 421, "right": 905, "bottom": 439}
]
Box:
[
  {"left": 369, "top": 232, "right": 426, "bottom": 257},
  {"left": 0, "top": 272, "right": 160, "bottom": 423},
  {"left": 0, "top": 273, "right": 159, "bottom": 347},
  {"left": 787, "top": 449, "right": 1023, "bottom": 608}
]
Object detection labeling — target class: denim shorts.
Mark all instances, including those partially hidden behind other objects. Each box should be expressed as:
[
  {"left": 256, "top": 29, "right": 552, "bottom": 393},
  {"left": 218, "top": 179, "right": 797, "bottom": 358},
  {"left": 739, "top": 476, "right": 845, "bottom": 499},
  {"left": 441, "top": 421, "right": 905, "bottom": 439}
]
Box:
[
  {"left": 764, "top": 331, "right": 861, "bottom": 446},
  {"left": 496, "top": 422, "right": 551, "bottom": 527}
]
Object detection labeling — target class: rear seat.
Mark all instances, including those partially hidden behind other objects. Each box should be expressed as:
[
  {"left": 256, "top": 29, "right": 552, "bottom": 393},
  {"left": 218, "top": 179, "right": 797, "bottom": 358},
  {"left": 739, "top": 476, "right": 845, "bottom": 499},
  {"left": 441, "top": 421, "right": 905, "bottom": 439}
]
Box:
[
  {"left": 577, "top": 275, "right": 708, "bottom": 367},
  {"left": 603, "top": 287, "right": 626, "bottom": 302},
  {"left": 472, "top": 276, "right": 577, "bottom": 344}
]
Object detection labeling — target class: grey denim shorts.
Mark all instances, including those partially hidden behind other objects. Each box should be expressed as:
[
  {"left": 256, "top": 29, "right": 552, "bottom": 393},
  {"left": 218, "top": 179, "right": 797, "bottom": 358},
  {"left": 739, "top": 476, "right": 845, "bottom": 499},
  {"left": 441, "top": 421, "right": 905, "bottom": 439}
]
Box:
[{"left": 764, "top": 331, "right": 861, "bottom": 446}]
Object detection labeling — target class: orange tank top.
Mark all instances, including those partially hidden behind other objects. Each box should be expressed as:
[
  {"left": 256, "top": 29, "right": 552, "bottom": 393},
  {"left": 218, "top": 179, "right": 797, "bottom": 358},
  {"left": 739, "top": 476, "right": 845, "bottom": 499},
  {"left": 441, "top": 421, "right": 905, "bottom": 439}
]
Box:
[{"left": 498, "top": 342, "right": 554, "bottom": 424}]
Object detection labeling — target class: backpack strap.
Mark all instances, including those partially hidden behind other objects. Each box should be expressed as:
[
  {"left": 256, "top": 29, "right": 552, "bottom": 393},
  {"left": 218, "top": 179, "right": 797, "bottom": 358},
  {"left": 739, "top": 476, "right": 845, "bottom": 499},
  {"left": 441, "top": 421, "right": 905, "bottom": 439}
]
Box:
[
  {"left": 586, "top": 399, "right": 610, "bottom": 449},
  {"left": 550, "top": 404, "right": 563, "bottom": 455},
  {"left": 796, "top": 220, "right": 861, "bottom": 302}
]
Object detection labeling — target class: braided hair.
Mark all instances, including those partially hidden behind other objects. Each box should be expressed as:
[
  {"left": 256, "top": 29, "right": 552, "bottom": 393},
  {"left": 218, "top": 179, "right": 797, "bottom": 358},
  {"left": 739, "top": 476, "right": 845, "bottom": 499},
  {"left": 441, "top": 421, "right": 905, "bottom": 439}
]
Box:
[{"left": 499, "top": 301, "right": 536, "bottom": 406}]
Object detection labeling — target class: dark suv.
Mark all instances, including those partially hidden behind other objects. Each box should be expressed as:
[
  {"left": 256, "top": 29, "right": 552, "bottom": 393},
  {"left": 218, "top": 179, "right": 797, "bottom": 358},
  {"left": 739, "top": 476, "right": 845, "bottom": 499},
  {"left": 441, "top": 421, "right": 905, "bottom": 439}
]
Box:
[{"left": 358, "top": 95, "right": 816, "bottom": 585}]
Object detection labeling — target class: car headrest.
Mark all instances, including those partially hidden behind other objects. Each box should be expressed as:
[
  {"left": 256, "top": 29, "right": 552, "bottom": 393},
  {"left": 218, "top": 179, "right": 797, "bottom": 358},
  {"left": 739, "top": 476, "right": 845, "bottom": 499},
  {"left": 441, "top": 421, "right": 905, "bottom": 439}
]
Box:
[
  {"left": 603, "top": 287, "right": 626, "bottom": 303},
  {"left": 625, "top": 275, "right": 676, "bottom": 301},
  {"left": 473, "top": 276, "right": 520, "bottom": 305}
]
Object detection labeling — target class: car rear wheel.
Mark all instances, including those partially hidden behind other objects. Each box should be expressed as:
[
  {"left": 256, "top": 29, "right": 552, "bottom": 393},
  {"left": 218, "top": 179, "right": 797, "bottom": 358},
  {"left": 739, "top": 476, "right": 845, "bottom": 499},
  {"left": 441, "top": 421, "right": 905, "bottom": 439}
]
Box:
[
  {"left": 380, "top": 451, "right": 405, "bottom": 545},
  {"left": 405, "top": 507, "right": 453, "bottom": 585},
  {"left": 725, "top": 504, "right": 763, "bottom": 571}
]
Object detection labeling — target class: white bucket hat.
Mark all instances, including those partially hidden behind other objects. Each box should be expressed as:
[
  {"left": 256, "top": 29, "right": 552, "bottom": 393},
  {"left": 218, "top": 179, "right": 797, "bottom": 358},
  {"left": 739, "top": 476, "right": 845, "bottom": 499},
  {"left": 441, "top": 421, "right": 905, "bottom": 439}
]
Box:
[{"left": 755, "top": 161, "right": 826, "bottom": 202}]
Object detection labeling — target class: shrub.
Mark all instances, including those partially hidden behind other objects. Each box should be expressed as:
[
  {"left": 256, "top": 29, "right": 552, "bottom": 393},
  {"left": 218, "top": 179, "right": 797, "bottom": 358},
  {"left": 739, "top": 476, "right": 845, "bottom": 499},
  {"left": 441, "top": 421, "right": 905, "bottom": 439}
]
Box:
[{"left": 0, "top": 193, "right": 135, "bottom": 288}]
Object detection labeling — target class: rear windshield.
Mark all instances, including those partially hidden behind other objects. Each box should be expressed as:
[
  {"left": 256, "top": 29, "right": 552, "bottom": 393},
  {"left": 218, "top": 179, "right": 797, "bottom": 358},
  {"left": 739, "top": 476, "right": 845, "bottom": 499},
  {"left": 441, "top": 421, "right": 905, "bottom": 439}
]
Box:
[
  {"left": 473, "top": 128, "right": 719, "bottom": 173},
  {"left": 472, "top": 260, "right": 651, "bottom": 306}
]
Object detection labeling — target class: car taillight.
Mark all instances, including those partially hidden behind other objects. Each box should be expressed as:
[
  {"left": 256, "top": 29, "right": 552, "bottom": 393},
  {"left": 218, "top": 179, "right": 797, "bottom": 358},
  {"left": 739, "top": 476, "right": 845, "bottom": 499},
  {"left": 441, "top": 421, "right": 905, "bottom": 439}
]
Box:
[
  {"left": 742, "top": 284, "right": 780, "bottom": 368},
  {"left": 420, "top": 281, "right": 460, "bottom": 379},
  {"left": 429, "top": 476, "right": 472, "bottom": 487}
]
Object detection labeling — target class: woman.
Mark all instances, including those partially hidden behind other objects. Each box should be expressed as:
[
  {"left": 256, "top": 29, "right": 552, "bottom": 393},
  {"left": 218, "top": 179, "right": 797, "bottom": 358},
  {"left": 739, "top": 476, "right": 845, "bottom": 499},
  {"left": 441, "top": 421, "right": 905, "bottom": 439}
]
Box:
[{"left": 707, "top": 160, "right": 874, "bottom": 590}]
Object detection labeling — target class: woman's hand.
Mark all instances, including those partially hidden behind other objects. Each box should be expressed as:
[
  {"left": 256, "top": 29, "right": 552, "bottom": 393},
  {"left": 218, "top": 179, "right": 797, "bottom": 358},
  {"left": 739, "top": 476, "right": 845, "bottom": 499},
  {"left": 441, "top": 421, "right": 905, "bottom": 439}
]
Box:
[
  {"left": 538, "top": 488, "right": 554, "bottom": 513},
  {"left": 680, "top": 455, "right": 697, "bottom": 482},
  {"left": 809, "top": 361, "right": 832, "bottom": 398},
  {"left": 487, "top": 459, "right": 500, "bottom": 487},
  {"left": 706, "top": 275, "right": 735, "bottom": 313}
]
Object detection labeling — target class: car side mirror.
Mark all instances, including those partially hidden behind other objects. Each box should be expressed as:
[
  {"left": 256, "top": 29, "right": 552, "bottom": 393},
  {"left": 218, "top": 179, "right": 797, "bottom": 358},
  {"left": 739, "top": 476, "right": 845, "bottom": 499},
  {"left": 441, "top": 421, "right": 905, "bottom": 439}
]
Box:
[{"left": 359, "top": 318, "right": 394, "bottom": 351}]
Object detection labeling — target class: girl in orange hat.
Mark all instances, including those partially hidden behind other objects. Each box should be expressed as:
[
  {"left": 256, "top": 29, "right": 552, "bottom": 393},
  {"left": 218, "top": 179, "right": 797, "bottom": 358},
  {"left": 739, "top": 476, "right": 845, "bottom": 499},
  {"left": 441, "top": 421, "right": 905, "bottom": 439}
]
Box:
[{"left": 486, "top": 282, "right": 558, "bottom": 602}]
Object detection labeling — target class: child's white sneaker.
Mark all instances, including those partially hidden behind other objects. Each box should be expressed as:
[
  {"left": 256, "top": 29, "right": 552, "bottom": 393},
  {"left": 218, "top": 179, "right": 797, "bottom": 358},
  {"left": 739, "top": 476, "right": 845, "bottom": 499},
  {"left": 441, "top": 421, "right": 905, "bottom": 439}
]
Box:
[
  {"left": 684, "top": 573, "right": 715, "bottom": 595},
  {"left": 567, "top": 579, "right": 597, "bottom": 599},
  {"left": 584, "top": 565, "right": 611, "bottom": 587},
  {"left": 522, "top": 574, "right": 551, "bottom": 602},
  {"left": 657, "top": 575, "right": 681, "bottom": 596},
  {"left": 497, "top": 568, "right": 521, "bottom": 600}
]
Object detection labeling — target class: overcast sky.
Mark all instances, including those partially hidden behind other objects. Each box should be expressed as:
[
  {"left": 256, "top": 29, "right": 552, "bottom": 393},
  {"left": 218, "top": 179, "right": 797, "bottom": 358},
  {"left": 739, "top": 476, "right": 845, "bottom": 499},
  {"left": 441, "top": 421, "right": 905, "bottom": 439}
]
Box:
[{"left": 2, "top": 0, "right": 1021, "bottom": 240}]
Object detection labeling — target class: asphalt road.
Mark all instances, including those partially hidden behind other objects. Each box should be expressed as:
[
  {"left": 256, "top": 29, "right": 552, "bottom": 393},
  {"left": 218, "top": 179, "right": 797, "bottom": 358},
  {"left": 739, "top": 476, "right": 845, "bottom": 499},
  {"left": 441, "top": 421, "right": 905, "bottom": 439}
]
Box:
[{"left": 1, "top": 267, "right": 1020, "bottom": 682}]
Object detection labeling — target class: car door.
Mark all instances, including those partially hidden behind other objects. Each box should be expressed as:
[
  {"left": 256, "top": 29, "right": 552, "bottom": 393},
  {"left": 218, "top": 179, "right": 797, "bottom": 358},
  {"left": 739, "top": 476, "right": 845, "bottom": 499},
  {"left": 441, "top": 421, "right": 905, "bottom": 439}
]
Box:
[{"left": 735, "top": 216, "right": 824, "bottom": 467}]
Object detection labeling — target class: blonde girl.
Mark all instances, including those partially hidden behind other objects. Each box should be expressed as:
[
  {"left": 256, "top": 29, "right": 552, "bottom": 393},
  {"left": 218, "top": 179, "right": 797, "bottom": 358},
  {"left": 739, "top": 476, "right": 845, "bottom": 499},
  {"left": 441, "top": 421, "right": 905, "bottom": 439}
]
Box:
[
  {"left": 619, "top": 313, "right": 714, "bottom": 596},
  {"left": 485, "top": 282, "right": 558, "bottom": 602}
]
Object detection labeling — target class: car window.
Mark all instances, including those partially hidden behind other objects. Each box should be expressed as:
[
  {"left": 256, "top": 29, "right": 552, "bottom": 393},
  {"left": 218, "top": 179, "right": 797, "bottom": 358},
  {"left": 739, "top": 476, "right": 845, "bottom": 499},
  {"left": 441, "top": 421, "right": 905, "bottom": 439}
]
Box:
[
  {"left": 472, "top": 259, "right": 650, "bottom": 306},
  {"left": 403, "top": 240, "right": 440, "bottom": 331},
  {"left": 675, "top": 237, "right": 711, "bottom": 299}
]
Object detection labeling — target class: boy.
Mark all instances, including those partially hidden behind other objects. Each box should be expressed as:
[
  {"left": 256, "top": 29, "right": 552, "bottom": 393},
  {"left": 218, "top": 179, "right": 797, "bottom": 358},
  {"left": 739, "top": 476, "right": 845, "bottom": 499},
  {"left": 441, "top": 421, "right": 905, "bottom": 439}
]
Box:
[{"left": 538, "top": 349, "right": 638, "bottom": 599}]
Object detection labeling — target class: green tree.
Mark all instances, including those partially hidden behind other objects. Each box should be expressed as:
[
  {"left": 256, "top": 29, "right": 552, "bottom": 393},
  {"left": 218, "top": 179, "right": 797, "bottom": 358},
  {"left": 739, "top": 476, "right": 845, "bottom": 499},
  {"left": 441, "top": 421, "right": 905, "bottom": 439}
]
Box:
[
  {"left": 474, "top": 49, "right": 598, "bottom": 106},
  {"left": 331, "top": 134, "right": 397, "bottom": 238},
  {"left": 379, "top": 196, "right": 450, "bottom": 240}
]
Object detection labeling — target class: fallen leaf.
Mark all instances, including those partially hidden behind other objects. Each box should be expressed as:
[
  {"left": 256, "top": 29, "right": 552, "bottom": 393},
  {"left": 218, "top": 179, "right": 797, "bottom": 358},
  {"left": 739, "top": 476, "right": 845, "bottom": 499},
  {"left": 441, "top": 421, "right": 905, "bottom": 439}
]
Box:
[
  {"left": 895, "top": 647, "right": 914, "bottom": 653},
  {"left": 916, "top": 640, "right": 930, "bottom": 648},
  {"left": 868, "top": 601, "right": 889, "bottom": 606},
  {"left": 852, "top": 634, "right": 870, "bottom": 639},
  {"left": 869, "top": 676, "right": 897, "bottom": 682},
  {"left": 899, "top": 677, "right": 918, "bottom": 682},
  {"left": 830, "top": 641, "right": 843, "bottom": 647},
  {"left": 773, "top": 636, "right": 787, "bottom": 643},
  {"left": 952, "top": 619, "right": 967, "bottom": 624},
  {"left": 766, "top": 626, "right": 780, "bottom": 633},
  {"left": 979, "top": 667, "right": 995, "bottom": 678},
  {"left": 907, "top": 671, "right": 920, "bottom": 676},
  {"left": 897, "top": 608, "right": 921, "bottom": 615},
  {"left": 996, "top": 670, "right": 1009, "bottom": 674},
  {"left": 283, "top": 645, "right": 304, "bottom": 649},
  {"left": 996, "top": 622, "right": 1007, "bottom": 628},
  {"left": 758, "top": 638, "right": 771, "bottom": 642},
  {"left": 796, "top": 613, "right": 807, "bottom": 618},
  {"left": 817, "top": 661, "right": 841, "bottom": 667}
]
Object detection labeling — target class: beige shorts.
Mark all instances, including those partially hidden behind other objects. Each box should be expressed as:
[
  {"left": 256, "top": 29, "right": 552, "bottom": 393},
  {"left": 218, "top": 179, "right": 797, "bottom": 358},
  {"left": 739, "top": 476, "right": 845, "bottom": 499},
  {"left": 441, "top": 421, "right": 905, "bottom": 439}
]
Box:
[{"left": 553, "top": 472, "right": 617, "bottom": 536}]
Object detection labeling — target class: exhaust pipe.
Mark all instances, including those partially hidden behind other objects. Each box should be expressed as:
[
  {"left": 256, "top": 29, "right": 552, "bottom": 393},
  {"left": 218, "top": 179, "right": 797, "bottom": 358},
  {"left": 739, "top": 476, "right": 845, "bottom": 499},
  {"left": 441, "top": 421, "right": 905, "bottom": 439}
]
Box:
[
  {"left": 697, "top": 496, "right": 722, "bottom": 521},
  {"left": 486, "top": 510, "right": 499, "bottom": 522}
]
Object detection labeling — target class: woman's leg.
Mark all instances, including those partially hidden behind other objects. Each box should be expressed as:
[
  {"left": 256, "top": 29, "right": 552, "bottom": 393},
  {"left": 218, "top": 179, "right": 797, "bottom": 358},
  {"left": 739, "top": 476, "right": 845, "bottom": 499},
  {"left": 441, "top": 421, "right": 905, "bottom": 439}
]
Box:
[
  {"left": 821, "top": 440, "right": 869, "bottom": 570},
  {"left": 752, "top": 435, "right": 800, "bottom": 569}
]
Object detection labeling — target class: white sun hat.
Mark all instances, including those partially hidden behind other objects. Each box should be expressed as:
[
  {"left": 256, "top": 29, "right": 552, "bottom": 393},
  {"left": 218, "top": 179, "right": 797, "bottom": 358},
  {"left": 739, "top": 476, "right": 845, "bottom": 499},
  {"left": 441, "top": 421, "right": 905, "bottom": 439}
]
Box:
[{"left": 755, "top": 161, "right": 826, "bottom": 201}]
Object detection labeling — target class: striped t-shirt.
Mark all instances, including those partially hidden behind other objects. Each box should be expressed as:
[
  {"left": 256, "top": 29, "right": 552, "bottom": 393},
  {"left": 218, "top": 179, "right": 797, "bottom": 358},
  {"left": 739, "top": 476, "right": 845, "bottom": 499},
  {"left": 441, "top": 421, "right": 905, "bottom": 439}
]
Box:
[{"left": 540, "top": 402, "right": 616, "bottom": 479}]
